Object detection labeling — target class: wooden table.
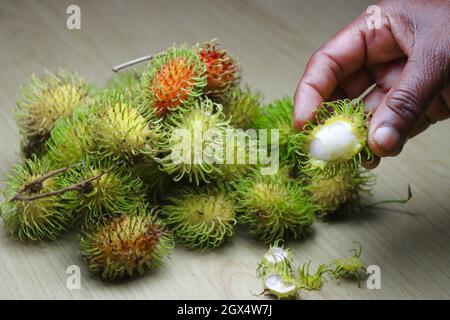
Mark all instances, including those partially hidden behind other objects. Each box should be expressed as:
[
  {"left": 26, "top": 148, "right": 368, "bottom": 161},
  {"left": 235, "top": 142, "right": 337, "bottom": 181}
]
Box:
[{"left": 1, "top": 0, "right": 449, "bottom": 299}]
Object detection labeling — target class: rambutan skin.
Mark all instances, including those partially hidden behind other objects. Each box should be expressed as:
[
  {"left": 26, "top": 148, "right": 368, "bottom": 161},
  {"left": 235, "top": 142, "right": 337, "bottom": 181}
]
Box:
[
  {"left": 58, "top": 157, "right": 147, "bottom": 227},
  {"left": 89, "top": 90, "right": 162, "bottom": 162},
  {"left": 254, "top": 96, "right": 297, "bottom": 164},
  {"left": 222, "top": 85, "right": 262, "bottom": 129},
  {"left": 80, "top": 206, "right": 174, "bottom": 280},
  {"left": 15, "top": 69, "right": 91, "bottom": 158},
  {"left": 307, "top": 169, "right": 375, "bottom": 216},
  {"left": 157, "top": 97, "right": 231, "bottom": 185},
  {"left": 197, "top": 39, "right": 240, "bottom": 101},
  {"left": 235, "top": 172, "right": 316, "bottom": 244},
  {"left": 0, "top": 157, "right": 72, "bottom": 241},
  {"left": 45, "top": 106, "right": 94, "bottom": 168},
  {"left": 140, "top": 44, "right": 207, "bottom": 116},
  {"left": 163, "top": 187, "right": 236, "bottom": 250}
]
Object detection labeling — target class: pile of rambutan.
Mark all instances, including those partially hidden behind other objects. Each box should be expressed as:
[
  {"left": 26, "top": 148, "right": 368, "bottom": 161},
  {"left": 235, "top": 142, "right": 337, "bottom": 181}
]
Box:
[{"left": 1, "top": 39, "right": 402, "bottom": 295}]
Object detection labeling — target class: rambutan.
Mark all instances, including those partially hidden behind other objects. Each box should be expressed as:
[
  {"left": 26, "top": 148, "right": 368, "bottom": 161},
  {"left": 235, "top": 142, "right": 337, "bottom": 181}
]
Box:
[
  {"left": 15, "top": 69, "right": 90, "bottom": 158},
  {"left": 222, "top": 85, "right": 262, "bottom": 129},
  {"left": 45, "top": 106, "right": 94, "bottom": 168},
  {"left": 59, "top": 158, "right": 146, "bottom": 227},
  {"left": 254, "top": 97, "right": 296, "bottom": 164},
  {"left": 0, "top": 157, "right": 72, "bottom": 241},
  {"left": 157, "top": 97, "right": 231, "bottom": 185},
  {"left": 140, "top": 44, "right": 207, "bottom": 116},
  {"left": 307, "top": 169, "right": 375, "bottom": 217},
  {"left": 163, "top": 187, "right": 236, "bottom": 250},
  {"left": 90, "top": 90, "right": 162, "bottom": 162},
  {"left": 106, "top": 68, "right": 141, "bottom": 98},
  {"left": 289, "top": 99, "right": 371, "bottom": 177},
  {"left": 235, "top": 171, "right": 316, "bottom": 243},
  {"left": 80, "top": 206, "right": 174, "bottom": 280},
  {"left": 197, "top": 39, "right": 240, "bottom": 101}
]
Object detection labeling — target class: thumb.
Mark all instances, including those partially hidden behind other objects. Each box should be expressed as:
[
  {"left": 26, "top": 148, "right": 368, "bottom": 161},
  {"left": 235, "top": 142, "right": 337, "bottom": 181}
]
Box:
[{"left": 368, "top": 48, "right": 449, "bottom": 157}]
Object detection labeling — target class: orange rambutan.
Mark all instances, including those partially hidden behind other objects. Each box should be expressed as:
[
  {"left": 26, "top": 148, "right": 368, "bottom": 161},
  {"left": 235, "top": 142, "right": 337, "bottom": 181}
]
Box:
[
  {"left": 198, "top": 39, "right": 240, "bottom": 101},
  {"left": 140, "top": 44, "right": 207, "bottom": 116}
]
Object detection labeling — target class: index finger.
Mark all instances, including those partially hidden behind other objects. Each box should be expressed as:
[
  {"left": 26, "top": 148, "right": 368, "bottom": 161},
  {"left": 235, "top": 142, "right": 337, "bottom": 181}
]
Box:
[{"left": 293, "top": 13, "right": 400, "bottom": 130}]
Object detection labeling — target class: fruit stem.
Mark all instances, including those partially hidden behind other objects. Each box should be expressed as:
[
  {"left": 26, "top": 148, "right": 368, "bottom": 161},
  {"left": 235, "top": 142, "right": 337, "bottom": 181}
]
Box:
[
  {"left": 11, "top": 162, "right": 120, "bottom": 202},
  {"left": 112, "top": 54, "right": 155, "bottom": 72}
]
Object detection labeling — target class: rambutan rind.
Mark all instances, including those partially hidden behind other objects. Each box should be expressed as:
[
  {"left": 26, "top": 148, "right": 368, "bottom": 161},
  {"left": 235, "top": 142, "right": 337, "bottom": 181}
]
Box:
[
  {"left": 235, "top": 171, "right": 316, "bottom": 244},
  {"left": 157, "top": 97, "right": 231, "bottom": 185},
  {"left": 0, "top": 156, "right": 72, "bottom": 241},
  {"left": 80, "top": 206, "right": 174, "bottom": 280},
  {"left": 15, "top": 69, "right": 91, "bottom": 158},
  {"left": 222, "top": 85, "right": 262, "bottom": 129},
  {"left": 140, "top": 44, "right": 207, "bottom": 116},
  {"left": 163, "top": 187, "right": 236, "bottom": 251}
]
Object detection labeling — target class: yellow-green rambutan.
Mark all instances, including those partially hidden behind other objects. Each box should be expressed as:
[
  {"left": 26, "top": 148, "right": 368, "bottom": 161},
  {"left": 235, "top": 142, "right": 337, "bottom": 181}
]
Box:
[
  {"left": 58, "top": 157, "right": 146, "bottom": 227},
  {"left": 90, "top": 90, "right": 162, "bottom": 162},
  {"left": 15, "top": 69, "right": 90, "bottom": 158},
  {"left": 254, "top": 97, "right": 296, "bottom": 164},
  {"left": 307, "top": 169, "right": 375, "bottom": 217},
  {"left": 235, "top": 171, "right": 316, "bottom": 243},
  {"left": 0, "top": 156, "right": 72, "bottom": 241},
  {"left": 197, "top": 39, "right": 240, "bottom": 101},
  {"left": 289, "top": 99, "right": 372, "bottom": 177},
  {"left": 140, "top": 44, "right": 207, "bottom": 116},
  {"left": 80, "top": 206, "right": 174, "bottom": 280},
  {"left": 163, "top": 187, "right": 236, "bottom": 250},
  {"left": 45, "top": 106, "right": 94, "bottom": 168},
  {"left": 157, "top": 97, "right": 231, "bottom": 185},
  {"left": 222, "top": 85, "right": 262, "bottom": 129}
]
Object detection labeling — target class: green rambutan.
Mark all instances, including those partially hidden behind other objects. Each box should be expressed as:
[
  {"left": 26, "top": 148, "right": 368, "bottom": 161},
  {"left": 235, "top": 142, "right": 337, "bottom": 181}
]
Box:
[
  {"left": 45, "top": 106, "right": 94, "bottom": 168},
  {"left": 289, "top": 99, "right": 371, "bottom": 177},
  {"left": 0, "top": 157, "right": 72, "bottom": 241},
  {"left": 80, "top": 206, "right": 174, "bottom": 280},
  {"left": 90, "top": 90, "right": 162, "bottom": 162},
  {"left": 157, "top": 97, "right": 231, "bottom": 185},
  {"left": 221, "top": 85, "right": 262, "bottom": 129},
  {"left": 58, "top": 158, "right": 146, "bottom": 227},
  {"left": 163, "top": 187, "right": 236, "bottom": 250},
  {"left": 235, "top": 172, "right": 316, "bottom": 243},
  {"left": 197, "top": 39, "right": 240, "bottom": 101},
  {"left": 140, "top": 44, "right": 207, "bottom": 116},
  {"left": 15, "top": 69, "right": 90, "bottom": 158},
  {"left": 307, "top": 169, "right": 375, "bottom": 217},
  {"left": 254, "top": 97, "right": 296, "bottom": 163}
]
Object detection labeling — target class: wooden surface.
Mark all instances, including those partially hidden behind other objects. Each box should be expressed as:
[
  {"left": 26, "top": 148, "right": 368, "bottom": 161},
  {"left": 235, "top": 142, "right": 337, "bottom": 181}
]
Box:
[{"left": 1, "top": 0, "right": 449, "bottom": 300}]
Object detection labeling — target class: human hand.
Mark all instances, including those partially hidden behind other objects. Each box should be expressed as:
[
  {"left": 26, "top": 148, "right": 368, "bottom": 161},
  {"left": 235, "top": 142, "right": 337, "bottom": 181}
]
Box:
[{"left": 293, "top": 0, "right": 450, "bottom": 168}]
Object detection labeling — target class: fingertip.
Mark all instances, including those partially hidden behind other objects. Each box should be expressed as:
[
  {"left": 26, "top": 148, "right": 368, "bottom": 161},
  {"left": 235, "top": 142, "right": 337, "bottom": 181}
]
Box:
[{"left": 368, "top": 125, "right": 404, "bottom": 157}]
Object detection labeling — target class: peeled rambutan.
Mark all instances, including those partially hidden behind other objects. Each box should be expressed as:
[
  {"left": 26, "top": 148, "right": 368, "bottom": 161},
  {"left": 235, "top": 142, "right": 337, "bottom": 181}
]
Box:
[
  {"left": 90, "top": 90, "right": 162, "bottom": 162},
  {"left": 289, "top": 99, "right": 371, "bottom": 177},
  {"left": 197, "top": 39, "right": 240, "bottom": 101},
  {"left": 59, "top": 157, "right": 146, "bottom": 227},
  {"left": 80, "top": 206, "right": 174, "bottom": 280},
  {"left": 157, "top": 97, "right": 231, "bottom": 185},
  {"left": 235, "top": 171, "right": 316, "bottom": 243},
  {"left": 163, "top": 187, "right": 236, "bottom": 251},
  {"left": 257, "top": 242, "right": 298, "bottom": 299},
  {"left": 307, "top": 169, "right": 375, "bottom": 217},
  {"left": 221, "top": 85, "right": 262, "bottom": 129},
  {"left": 0, "top": 156, "right": 72, "bottom": 241},
  {"left": 15, "top": 69, "right": 90, "bottom": 158},
  {"left": 140, "top": 44, "right": 207, "bottom": 116}
]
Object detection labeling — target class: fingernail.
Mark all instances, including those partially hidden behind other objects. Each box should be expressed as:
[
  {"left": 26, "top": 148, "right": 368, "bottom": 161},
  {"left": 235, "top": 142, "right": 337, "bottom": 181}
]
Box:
[{"left": 372, "top": 126, "right": 401, "bottom": 153}]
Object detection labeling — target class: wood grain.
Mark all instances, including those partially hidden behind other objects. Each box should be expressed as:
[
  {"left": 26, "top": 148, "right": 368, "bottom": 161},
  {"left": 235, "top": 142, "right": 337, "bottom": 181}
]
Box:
[{"left": 0, "top": 0, "right": 449, "bottom": 300}]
